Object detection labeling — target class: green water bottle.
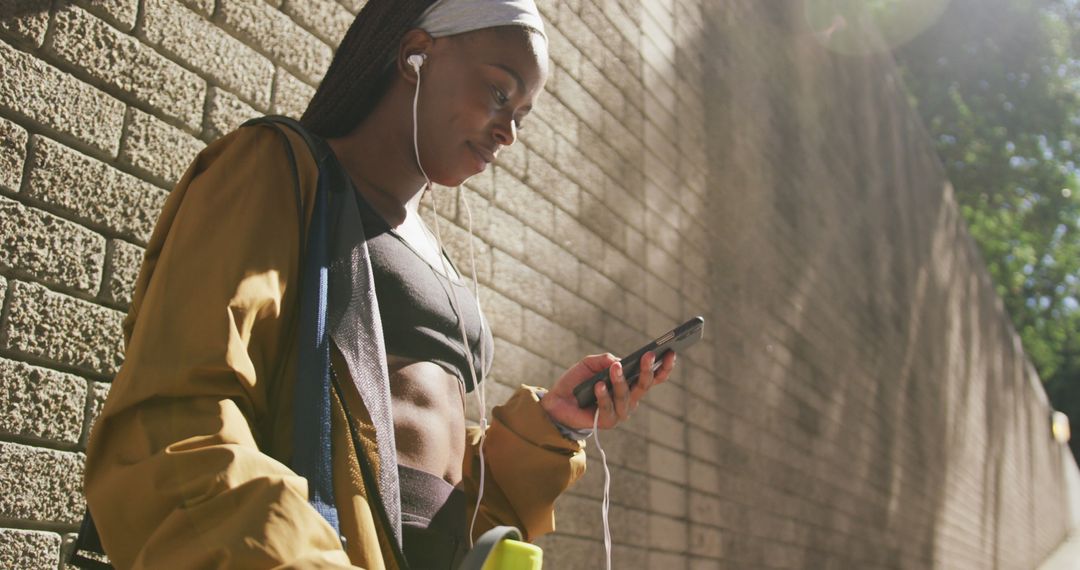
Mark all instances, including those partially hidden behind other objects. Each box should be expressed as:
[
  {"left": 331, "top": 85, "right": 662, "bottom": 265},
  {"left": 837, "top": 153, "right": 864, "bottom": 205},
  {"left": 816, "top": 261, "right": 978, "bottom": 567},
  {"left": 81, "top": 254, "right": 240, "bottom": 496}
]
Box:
[{"left": 460, "top": 526, "right": 543, "bottom": 570}]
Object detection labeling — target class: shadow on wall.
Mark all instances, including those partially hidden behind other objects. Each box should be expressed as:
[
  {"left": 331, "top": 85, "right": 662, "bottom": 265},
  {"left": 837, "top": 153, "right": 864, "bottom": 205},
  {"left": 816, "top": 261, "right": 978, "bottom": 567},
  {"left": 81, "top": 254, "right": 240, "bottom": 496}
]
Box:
[
  {"left": 0, "top": 1, "right": 69, "bottom": 19},
  {"left": 701, "top": 0, "right": 1070, "bottom": 568}
]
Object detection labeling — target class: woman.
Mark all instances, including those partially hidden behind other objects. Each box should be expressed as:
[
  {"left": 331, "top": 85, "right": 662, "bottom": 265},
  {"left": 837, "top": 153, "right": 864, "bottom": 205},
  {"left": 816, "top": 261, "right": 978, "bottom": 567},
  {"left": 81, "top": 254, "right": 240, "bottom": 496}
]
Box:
[{"left": 83, "top": 0, "right": 676, "bottom": 568}]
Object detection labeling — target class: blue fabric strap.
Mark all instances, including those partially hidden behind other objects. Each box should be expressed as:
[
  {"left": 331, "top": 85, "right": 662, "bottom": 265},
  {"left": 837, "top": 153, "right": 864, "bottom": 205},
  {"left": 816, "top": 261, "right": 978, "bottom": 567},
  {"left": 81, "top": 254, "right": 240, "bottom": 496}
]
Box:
[{"left": 292, "top": 142, "right": 341, "bottom": 534}]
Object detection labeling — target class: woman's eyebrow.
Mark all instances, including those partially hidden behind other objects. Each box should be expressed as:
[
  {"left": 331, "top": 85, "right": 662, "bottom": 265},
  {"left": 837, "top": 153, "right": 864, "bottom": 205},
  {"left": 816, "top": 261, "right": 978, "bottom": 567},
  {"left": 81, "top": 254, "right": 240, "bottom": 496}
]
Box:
[{"left": 486, "top": 63, "right": 525, "bottom": 93}]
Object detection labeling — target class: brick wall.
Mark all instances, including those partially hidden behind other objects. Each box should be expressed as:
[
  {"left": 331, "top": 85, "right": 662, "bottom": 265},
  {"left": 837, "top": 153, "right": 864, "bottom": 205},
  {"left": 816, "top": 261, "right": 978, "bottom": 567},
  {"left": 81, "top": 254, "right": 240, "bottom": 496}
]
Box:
[{"left": 0, "top": 1, "right": 1072, "bottom": 569}]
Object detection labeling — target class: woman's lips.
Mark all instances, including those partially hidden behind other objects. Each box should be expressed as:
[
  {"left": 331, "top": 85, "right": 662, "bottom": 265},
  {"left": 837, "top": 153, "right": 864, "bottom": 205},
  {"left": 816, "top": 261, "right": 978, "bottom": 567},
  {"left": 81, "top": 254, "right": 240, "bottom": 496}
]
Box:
[{"left": 468, "top": 142, "right": 496, "bottom": 168}]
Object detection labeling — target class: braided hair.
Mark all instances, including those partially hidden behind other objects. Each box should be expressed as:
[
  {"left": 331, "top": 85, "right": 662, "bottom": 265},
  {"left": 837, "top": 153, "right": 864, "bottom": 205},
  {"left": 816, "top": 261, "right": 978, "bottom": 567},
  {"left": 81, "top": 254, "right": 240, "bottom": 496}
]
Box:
[{"left": 301, "top": 0, "right": 437, "bottom": 137}]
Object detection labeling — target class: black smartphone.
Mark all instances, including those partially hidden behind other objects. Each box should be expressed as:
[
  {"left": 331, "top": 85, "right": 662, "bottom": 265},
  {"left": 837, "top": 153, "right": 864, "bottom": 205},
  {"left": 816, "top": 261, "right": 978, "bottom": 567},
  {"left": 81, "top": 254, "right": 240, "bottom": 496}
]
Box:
[{"left": 573, "top": 316, "right": 705, "bottom": 408}]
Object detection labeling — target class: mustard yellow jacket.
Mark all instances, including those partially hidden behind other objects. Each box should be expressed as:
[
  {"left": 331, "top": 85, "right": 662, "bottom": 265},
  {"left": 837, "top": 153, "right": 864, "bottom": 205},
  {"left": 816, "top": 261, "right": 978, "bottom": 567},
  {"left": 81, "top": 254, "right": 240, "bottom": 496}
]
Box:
[{"left": 84, "top": 124, "right": 587, "bottom": 569}]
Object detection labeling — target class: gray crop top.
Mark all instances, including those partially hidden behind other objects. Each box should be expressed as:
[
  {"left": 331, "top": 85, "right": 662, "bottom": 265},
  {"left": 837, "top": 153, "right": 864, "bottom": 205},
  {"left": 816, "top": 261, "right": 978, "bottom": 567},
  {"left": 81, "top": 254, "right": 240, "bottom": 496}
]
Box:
[{"left": 357, "top": 192, "right": 494, "bottom": 392}]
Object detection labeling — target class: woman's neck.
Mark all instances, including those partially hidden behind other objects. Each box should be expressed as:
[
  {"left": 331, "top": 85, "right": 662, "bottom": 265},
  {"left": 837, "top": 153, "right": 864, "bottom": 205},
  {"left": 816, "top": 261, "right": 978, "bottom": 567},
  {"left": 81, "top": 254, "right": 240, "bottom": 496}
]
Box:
[{"left": 326, "top": 97, "right": 426, "bottom": 228}]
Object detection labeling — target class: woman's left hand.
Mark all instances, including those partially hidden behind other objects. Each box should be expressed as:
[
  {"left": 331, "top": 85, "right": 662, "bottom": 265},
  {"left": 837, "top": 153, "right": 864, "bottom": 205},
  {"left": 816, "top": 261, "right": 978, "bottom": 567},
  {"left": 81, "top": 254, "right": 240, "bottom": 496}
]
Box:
[{"left": 540, "top": 351, "right": 677, "bottom": 430}]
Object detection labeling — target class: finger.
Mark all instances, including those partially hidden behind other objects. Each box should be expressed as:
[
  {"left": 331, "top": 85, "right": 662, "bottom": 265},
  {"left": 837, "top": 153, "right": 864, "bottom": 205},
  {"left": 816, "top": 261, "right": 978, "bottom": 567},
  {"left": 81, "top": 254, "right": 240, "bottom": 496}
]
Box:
[
  {"left": 653, "top": 351, "right": 677, "bottom": 385},
  {"left": 595, "top": 381, "right": 615, "bottom": 422},
  {"left": 579, "top": 353, "right": 620, "bottom": 375},
  {"left": 610, "top": 362, "right": 631, "bottom": 420}
]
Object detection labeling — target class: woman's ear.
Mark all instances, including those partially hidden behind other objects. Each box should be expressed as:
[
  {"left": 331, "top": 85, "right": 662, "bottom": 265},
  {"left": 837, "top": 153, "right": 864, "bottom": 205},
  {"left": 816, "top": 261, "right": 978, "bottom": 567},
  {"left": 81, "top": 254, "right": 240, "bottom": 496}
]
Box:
[{"left": 397, "top": 28, "right": 435, "bottom": 83}]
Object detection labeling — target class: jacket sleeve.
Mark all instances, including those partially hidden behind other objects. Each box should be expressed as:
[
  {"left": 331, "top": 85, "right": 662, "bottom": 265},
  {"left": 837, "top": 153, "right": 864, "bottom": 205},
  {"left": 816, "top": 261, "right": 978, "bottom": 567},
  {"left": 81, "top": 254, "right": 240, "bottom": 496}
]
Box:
[
  {"left": 83, "top": 126, "right": 362, "bottom": 569},
  {"left": 461, "top": 385, "right": 588, "bottom": 542}
]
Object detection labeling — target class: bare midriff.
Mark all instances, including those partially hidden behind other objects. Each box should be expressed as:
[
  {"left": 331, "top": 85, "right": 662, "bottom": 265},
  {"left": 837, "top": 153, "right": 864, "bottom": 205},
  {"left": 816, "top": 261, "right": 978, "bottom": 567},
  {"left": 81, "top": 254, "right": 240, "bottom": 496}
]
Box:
[{"left": 387, "top": 354, "right": 468, "bottom": 485}]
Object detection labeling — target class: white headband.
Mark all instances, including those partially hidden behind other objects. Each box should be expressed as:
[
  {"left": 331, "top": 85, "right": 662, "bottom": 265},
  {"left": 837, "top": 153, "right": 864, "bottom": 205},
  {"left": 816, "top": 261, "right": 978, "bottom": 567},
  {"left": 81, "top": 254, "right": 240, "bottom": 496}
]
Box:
[{"left": 415, "top": 0, "right": 547, "bottom": 42}]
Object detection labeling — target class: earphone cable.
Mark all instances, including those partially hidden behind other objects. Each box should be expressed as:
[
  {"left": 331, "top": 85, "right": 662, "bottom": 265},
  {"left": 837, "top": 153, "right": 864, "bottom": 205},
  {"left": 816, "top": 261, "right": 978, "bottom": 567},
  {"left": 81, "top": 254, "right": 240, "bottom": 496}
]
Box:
[{"left": 411, "top": 57, "right": 490, "bottom": 549}]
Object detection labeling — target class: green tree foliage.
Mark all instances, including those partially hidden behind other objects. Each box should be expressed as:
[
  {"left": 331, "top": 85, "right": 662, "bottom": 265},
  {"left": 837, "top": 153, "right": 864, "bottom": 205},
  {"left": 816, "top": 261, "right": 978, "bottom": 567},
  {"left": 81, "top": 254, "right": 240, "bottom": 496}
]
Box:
[{"left": 890, "top": 0, "right": 1080, "bottom": 441}]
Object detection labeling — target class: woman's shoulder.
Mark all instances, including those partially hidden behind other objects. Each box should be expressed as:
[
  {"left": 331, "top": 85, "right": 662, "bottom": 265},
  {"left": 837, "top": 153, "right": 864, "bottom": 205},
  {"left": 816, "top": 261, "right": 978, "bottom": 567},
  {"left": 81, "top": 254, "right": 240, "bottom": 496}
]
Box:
[{"left": 194, "top": 121, "right": 320, "bottom": 179}]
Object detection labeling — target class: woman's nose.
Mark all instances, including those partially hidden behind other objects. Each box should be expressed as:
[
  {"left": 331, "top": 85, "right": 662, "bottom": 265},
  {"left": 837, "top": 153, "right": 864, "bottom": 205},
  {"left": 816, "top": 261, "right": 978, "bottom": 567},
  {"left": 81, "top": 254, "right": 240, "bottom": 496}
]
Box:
[{"left": 493, "top": 115, "right": 517, "bottom": 146}]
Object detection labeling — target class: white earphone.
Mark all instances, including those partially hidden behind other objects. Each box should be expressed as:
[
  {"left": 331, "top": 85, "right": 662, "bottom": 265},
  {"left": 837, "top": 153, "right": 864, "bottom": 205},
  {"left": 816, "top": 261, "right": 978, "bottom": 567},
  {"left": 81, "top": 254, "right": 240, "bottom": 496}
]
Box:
[{"left": 407, "top": 53, "right": 426, "bottom": 73}]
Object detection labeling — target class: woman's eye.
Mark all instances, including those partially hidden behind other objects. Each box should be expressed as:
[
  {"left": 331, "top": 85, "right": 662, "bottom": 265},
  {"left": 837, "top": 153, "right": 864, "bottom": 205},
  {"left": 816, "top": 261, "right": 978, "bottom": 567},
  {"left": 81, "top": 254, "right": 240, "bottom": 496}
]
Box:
[{"left": 491, "top": 86, "right": 509, "bottom": 106}]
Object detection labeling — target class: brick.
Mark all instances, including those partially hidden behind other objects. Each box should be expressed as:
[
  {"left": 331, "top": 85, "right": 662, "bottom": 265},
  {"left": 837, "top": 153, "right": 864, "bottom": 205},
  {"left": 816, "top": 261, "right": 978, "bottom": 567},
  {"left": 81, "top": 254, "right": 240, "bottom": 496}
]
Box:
[
  {"left": 470, "top": 195, "right": 525, "bottom": 258},
  {"left": 524, "top": 226, "right": 579, "bottom": 287},
  {"left": 272, "top": 67, "right": 316, "bottom": 117},
  {"left": 0, "top": 1, "right": 49, "bottom": 48},
  {"left": 206, "top": 86, "right": 260, "bottom": 141},
  {"left": 0, "top": 42, "right": 124, "bottom": 155},
  {"left": 106, "top": 239, "right": 144, "bottom": 306},
  {"left": 216, "top": 0, "right": 333, "bottom": 84},
  {"left": 119, "top": 108, "right": 204, "bottom": 186},
  {"left": 282, "top": 0, "right": 354, "bottom": 45},
  {"left": 143, "top": 0, "right": 274, "bottom": 109},
  {"left": 648, "top": 442, "right": 686, "bottom": 484},
  {"left": 337, "top": 0, "right": 365, "bottom": 14},
  {"left": 601, "top": 242, "right": 644, "bottom": 298},
  {"left": 492, "top": 248, "right": 554, "bottom": 316},
  {"left": 523, "top": 149, "right": 580, "bottom": 217},
  {"left": 650, "top": 477, "right": 687, "bottom": 518},
  {"left": 649, "top": 513, "right": 688, "bottom": 553},
  {"left": 78, "top": 0, "right": 139, "bottom": 32},
  {"left": 580, "top": 271, "right": 626, "bottom": 334},
  {"left": 0, "top": 196, "right": 106, "bottom": 294},
  {"left": 0, "top": 116, "right": 27, "bottom": 192},
  {"left": 0, "top": 442, "right": 85, "bottom": 524},
  {"left": 688, "top": 458, "right": 720, "bottom": 494},
  {"left": 648, "top": 408, "right": 685, "bottom": 450},
  {"left": 430, "top": 217, "right": 493, "bottom": 285},
  {"left": 552, "top": 284, "right": 604, "bottom": 343},
  {"left": 0, "top": 528, "right": 60, "bottom": 570},
  {"left": 646, "top": 552, "right": 686, "bottom": 570},
  {"left": 479, "top": 284, "right": 522, "bottom": 344},
  {"left": 179, "top": 0, "right": 215, "bottom": 16},
  {"left": 544, "top": 22, "right": 583, "bottom": 77},
  {"left": 26, "top": 136, "right": 168, "bottom": 244},
  {"left": 0, "top": 358, "right": 86, "bottom": 444},
  {"left": 689, "top": 525, "right": 723, "bottom": 558},
  {"left": 48, "top": 5, "right": 206, "bottom": 131},
  {"left": 4, "top": 281, "right": 125, "bottom": 376},
  {"left": 554, "top": 207, "right": 604, "bottom": 263},
  {"left": 87, "top": 381, "right": 110, "bottom": 439},
  {"left": 494, "top": 167, "right": 556, "bottom": 235},
  {"left": 489, "top": 337, "right": 550, "bottom": 390},
  {"left": 522, "top": 309, "right": 579, "bottom": 369}
]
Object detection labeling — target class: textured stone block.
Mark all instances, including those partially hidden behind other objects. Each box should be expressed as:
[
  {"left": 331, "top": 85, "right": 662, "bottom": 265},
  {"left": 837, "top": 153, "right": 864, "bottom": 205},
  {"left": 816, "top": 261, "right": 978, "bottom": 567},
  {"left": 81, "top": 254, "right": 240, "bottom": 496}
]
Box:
[
  {"left": 336, "top": 0, "right": 366, "bottom": 15},
  {"left": 119, "top": 108, "right": 205, "bottom": 186},
  {"left": 271, "top": 67, "right": 316, "bottom": 118},
  {"left": 0, "top": 442, "right": 85, "bottom": 524},
  {"left": 0, "top": 1, "right": 49, "bottom": 48},
  {"left": 217, "top": 0, "right": 332, "bottom": 84},
  {"left": 0, "top": 42, "right": 124, "bottom": 155},
  {"left": 143, "top": 0, "right": 274, "bottom": 109},
  {"left": 206, "top": 86, "right": 260, "bottom": 141},
  {"left": 179, "top": 0, "right": 215, "bottom": 16},
  {"left": 0, "top": 196, "right": 106, "bottom": 294},
  {"left": 523, "top": 226, "right": 579, "bottom": 287},
  {"left": 0, "top": 528, "right": 60, "bottom": 570},
  {"left": 78, "top": 0, "right": 139, "bottom": 32},
  {"left": 26, "top": 135, "right": 168, "bottom": 245},
  {"left": 48, "top": 5, "right": 206, "bottom": 131},
  {"left": 0, "top": 116, "right": 27, "bottom": 192},
  {"left": 522, "top": 309, "right": 579, "bottom": 369},
  {"left": 0, "top": 358, "right": 86, "bottom": 444},
  {"left": 492, "top": 248, "right": 554, "bottom": 316},
  {"left": 282, "top": 0, "right": 354, "bottom": 45},
  {"left": 4, "top": 281, "right": 125, "bottom": 376},
  {"left": 105, "top": 239, "right": 144, "bottom": 306},
  {"left": 493, "top": 167, "right": 555, "bottom": 236}
]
